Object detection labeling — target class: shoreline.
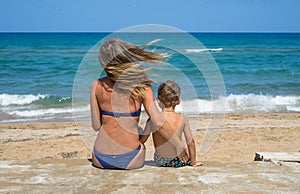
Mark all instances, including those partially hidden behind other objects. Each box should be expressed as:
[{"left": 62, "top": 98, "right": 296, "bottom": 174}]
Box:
[{"left": 1, "top": 111, "right": 299, "bottom": 124}]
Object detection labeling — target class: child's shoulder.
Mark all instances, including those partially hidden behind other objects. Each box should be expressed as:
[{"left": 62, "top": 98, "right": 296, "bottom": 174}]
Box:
[
  {"left": 175, "top": 112, "right": 189, "bottom": 123},
  {"left": 176, "top": 112, "right": 185, "bottom": 118}
]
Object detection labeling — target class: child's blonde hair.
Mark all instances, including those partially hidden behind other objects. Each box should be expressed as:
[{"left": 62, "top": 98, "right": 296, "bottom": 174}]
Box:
[{"left": 157, "top": 80, "right": 181, "bottom": 108}]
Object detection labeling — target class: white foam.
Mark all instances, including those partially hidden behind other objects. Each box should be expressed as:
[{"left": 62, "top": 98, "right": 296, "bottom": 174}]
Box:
[
  {"left": 9, "top": 105, "right": 89, "bottom": 117},
  {"left": 2, "top": 94, "right": 299, "bottom": 122},
  {"left": 0, "top": 94, "right": 47, "bottom": 106},
  {"left": 225, "top": 94, "right": 300, "bottom": 113},
  {"left": 185, "top": 48, "right": 223, "bottom": 53},
  {"left": 58, "top": 97, "right": 71, "bottom": 102},
  {"left": 286, "top": 106, "right": 300, "bottom": 112},
  {"left": 176, "top": 94, "right": 300, "bottom": 114}
]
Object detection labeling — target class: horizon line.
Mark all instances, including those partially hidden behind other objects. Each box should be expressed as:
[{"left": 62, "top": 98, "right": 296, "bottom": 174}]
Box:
[{"left": 1, "top": 31, "right": 300, "bottom": 33}]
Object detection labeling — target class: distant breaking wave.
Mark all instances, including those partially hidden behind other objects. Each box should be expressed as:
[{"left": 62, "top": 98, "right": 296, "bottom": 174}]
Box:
[{"left": 185, "top": 48, "right": 223, "bottom": 53}]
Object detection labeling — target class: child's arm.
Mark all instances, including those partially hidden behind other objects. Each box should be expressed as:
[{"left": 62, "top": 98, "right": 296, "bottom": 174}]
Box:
[
  {"left": 139, "top": 118, "right": 152, "bottom": 144},
  {"left": 183, "top": 116, "right": 203, "bottom": 166}
]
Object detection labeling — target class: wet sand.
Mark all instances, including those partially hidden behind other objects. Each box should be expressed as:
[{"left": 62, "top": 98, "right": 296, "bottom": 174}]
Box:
[{"left": 0, "top": 113, "right": 299, "bottom": 193}]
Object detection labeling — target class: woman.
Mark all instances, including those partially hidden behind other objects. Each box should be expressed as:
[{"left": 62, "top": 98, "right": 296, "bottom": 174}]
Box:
[{"left": 90, "top": 38, "right": 187, "bottom": 169}]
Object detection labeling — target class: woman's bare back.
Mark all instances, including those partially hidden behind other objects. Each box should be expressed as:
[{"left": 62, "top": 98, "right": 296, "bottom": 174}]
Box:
[{"left": 92, "top": 77, "right": 142, "bottom": 154}]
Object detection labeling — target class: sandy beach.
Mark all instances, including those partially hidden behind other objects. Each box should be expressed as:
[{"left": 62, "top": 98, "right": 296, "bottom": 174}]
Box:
[{"left": 1, "top": 113, "right": 300, "bottom": 193}]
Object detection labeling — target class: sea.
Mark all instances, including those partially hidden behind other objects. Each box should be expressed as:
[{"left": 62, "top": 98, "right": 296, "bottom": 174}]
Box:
[{"left": 0, "top": 32, "right": 299, "bottom": 123}]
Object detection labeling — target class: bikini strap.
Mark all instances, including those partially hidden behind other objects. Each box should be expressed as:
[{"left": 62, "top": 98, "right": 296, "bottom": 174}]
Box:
[{"left": 100, "top": 109, "right": 141, "bottom": 117}]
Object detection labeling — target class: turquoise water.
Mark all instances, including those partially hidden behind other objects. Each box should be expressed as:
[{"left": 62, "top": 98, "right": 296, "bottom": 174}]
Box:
[{"left": 0, "top": 33, "right": 299, "bottom": 122}]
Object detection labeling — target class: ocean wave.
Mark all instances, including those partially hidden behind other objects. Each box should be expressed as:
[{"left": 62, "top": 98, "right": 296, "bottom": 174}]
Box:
[
  {"left": 0, "top": 94, "right": 71, "bottom": 106},
  {"left": 8, "top": 105, "right": 89, "bottom": 117},
  {"left": 0, "top": 94, "right": 48, "bottom": 106},
  {"left": 1, "top": 94, "right": 299, "bottom": 123},
  {"left": 176, "top": 94, "right": 300, "bottom": 114},
  {"left": 185, "top": 48, "right": 223, "bottom": 53}
]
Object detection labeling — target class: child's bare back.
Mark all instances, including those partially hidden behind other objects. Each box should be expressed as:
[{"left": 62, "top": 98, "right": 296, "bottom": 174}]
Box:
[
  {"left": 152, "top": 112, "right": 187, "bottom": 158},
  {"left": 140, "top": 80, "right": 203, "bottom": 167}
]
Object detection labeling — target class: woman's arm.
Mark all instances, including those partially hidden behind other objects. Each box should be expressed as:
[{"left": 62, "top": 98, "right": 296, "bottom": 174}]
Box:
[
  {"left": 143, "top": 86, "right": 188, "bottom": 160},
  {"left": 90, "top": 80, "right": 101, "bottom": 131}
]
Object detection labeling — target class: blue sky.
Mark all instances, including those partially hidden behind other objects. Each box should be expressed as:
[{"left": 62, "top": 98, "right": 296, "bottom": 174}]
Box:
[{"left": 0, "top": 0, "right": 299, "bottom": 32}]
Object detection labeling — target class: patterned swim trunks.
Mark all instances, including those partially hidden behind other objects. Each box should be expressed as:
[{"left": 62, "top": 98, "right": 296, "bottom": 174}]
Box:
[{"left": 154, "top": 153, "right": 190, "bottom": 168}]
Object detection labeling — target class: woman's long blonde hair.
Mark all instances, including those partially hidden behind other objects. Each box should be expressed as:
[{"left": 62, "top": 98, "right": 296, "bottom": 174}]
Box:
[{"left": 98, "top": 38, "right": 166, "bottom": 101}]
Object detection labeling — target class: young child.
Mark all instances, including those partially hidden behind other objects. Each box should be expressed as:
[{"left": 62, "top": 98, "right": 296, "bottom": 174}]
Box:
[{"left": 140, "top": 80, "right": 203, "bottom": 167}]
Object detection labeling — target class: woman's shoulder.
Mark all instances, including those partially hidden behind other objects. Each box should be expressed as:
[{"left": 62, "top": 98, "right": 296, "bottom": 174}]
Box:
[
  {"left": 93, "top": 77, "right": 114, "bottom": 92},
  {"left": 92, "top": 77, "right": 110, "bottom": 87}
]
